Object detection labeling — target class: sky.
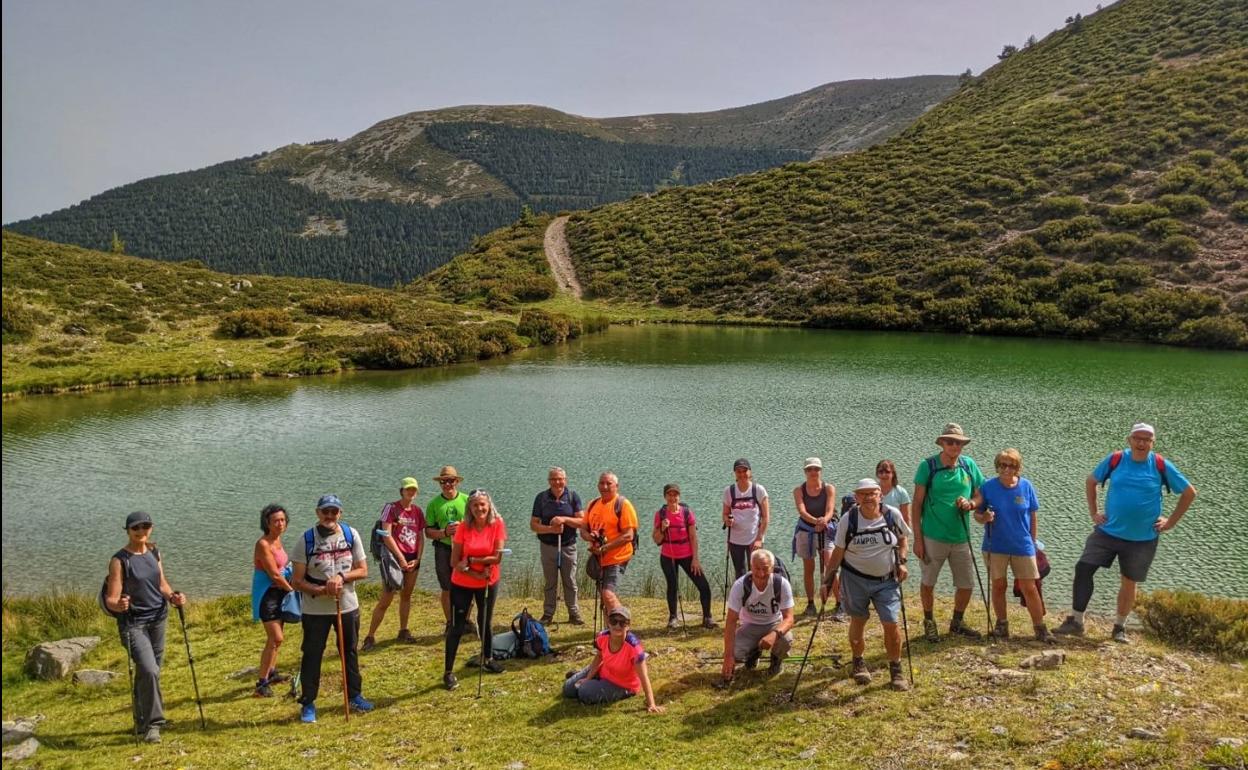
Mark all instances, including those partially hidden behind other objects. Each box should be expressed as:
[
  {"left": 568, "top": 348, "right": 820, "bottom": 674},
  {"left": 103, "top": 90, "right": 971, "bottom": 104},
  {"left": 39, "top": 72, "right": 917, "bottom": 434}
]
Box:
[{"left": 2, "top": 0, "right": 1104, "bottom": 223}]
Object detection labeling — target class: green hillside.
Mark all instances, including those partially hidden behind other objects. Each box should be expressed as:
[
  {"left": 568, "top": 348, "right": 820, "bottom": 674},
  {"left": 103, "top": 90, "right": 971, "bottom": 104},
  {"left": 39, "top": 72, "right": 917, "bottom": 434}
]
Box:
[
  {"left": 436, "top": 0, "right": 1247, "bottom": 349},
  {"left": 0, "top": 232, "right": 604, "bottom": 395},
  {"left": 3, "top": 77, "right": 957, "bottom": 287}
]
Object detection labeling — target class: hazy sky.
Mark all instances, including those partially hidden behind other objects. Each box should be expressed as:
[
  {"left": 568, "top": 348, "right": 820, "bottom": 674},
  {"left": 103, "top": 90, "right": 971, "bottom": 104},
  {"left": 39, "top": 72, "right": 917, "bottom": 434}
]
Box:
[{"left": 2, "top": 0, "right": 1102, "bottom": 223}]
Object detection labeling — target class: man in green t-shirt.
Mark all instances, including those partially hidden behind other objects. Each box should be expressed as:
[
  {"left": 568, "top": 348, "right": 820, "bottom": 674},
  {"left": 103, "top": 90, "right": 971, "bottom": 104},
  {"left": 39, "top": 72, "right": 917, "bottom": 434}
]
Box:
[
  {"left": 912, "top": 423, "right": 986, "bottom": 642},
  {"left": 424, "top": 465, "right": 474, "bottom": 636}
]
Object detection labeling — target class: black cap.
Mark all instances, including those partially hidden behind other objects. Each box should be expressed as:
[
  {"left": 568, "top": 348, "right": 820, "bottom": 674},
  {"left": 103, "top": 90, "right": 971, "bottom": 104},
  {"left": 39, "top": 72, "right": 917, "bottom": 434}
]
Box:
[
  {"left": 733, "top": 458, "right": 751, "bottom": 471},
  {"left": 663, "top": 483, "right": 680, "bottom": 495},
  {"left": 125, "top": 511, "right": 153, "bottom": 529}
]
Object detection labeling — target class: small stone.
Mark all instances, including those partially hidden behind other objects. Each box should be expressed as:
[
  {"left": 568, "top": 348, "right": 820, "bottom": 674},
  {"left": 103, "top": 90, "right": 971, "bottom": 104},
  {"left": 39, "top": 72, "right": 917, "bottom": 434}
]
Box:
[
  {"left": 1127, "top": 727, "right": 1162, "bottom": 740},
  {"left": 300, "top": 749, "right": 319, "bottom": 758},
  {"left": 984, "top": 667, "right": 1033, "bottom": 682},
  {"left": 1230, "top": 662, "right": 1244, "bottom": 671},
  {"left": 25, "top": 637, "right": 101, "bottom": 680},
  {"left": 1020, "top": 650, "right": 1066, "bottom": 670},
  {"left": 991, "top": 725, "right": 1008, "bottom": 736},
  {"left": 798, "top": 748, "right": 817, "bottom": 760},
  {"left": 948, "top": 750, "right": 970, "bottom": 761},
  {"left": 1215, "top": 737, "right": 1244, "bottom": 748},
  {"left": 2, "top": 720, "right": 36, "bottom": 746},
  {"left": 1133, "top": 682, "right": 1161, "bottom": 694},
  {"left": 505, "top": 762, "right": 526, "bottom": 770},
  {"left": 2, "top": 738, "right": 39, "bottom": 761},
  {"left": 73, "top": 669, "right": 120, "bottom": 687}
]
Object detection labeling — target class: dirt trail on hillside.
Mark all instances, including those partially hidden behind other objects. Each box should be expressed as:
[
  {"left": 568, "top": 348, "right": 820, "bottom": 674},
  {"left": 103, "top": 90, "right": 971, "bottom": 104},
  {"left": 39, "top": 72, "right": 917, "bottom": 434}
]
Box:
[{"left": 543, "top": 216, "right": 583, "bottom": 299}]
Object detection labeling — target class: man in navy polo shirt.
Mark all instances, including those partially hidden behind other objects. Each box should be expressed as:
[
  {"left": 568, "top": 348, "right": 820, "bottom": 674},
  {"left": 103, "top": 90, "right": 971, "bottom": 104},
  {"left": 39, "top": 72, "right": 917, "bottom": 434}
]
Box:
[
  {"left": 1056, "top": 422, "right": 1196, "bottom": 643},
  {"left": 531, "top": 467, "right": 586, "bottom": 625}
]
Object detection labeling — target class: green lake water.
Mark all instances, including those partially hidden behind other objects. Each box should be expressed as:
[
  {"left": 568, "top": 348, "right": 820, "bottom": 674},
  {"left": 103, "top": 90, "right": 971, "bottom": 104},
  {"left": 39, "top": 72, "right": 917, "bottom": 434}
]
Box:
[{"left": 3, "top": 326, "right": 1245, "bottom": 609}]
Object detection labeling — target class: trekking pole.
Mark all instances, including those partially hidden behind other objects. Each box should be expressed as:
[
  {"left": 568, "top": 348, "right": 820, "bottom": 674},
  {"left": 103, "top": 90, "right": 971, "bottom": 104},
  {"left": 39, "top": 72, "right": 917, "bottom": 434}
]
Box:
[
  {"left": 121, "top": 599, "right": 139, "bottom": 746},
  {"left": 174, "top": 600, "right": 207, "bottom": 729},
  {"left": 670, "top": 552, "right": 688, "bottom": 638},
  {"left": 334, "top": 594, "right": 350, "bottom": 722},
  {"left": 476, "top": 600, "right": 486, "bottom": 699},
  {"left": 961, "top": 508, "right": 992, "bottom": 635},
  {"left": 789, "top": 593, "right": 828, "bottom": 701},
  {"left": 721, "top": 520, "right": 731, "bottom": 619},
  {"left": 551, "top": 542, "right": 562, "bottom": 631},
  {"left": 817, "top": 530, "right": 826, "bottom": 615},
  {"left": 894, "top": 548, "right": 914, "bottom": 686}
]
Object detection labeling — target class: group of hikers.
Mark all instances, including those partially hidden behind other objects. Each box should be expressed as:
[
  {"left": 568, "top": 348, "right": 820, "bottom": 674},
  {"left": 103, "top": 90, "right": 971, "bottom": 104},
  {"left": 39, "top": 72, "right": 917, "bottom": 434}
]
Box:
[{"left": 102, "top": 421, "right": 1195, "bottom": 740}]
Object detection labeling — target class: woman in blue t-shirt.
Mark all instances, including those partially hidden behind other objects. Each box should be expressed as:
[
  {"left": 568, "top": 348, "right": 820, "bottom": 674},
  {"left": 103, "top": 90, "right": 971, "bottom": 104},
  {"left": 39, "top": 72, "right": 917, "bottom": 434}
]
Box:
[{"left": 973, "top": 449, "right": 1056, "bottom": 643}]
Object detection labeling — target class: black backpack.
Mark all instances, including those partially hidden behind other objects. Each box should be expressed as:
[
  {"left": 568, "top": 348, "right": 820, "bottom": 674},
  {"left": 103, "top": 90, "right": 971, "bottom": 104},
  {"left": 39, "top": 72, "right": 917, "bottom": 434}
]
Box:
[
  {"left": 591, "top": 496, "right": 638, "bottom": 550},
  {"left": 840, "top": 505, "right": 904, "bottom": 545},
  {"left": 99, "top": 547, "right": 159, "bottom": 618},
  {"left": 739, "top": 568, "right": 789, "bottom": 616}
]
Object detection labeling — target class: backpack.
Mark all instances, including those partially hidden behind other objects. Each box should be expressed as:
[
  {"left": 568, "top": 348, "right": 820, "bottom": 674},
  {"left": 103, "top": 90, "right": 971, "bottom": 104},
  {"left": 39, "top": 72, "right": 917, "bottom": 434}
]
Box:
[
  {"left": 739, "top": 566, "right": 790, "bottom": 616},
  {"left": 591, "top": 496, "right": 638, "bottom": 550},
  {"left": 840, "top": 505, "right": 903, "bottom": 545},
  {"left": 369, "top": 514, "right": 387, "bottom": 563},
  {"left": 511, "top": 608, "right": 553, "bottom": 658},
  {"left": 99, "top": 547, "right": 159, "bottom": 618},
  {"left": 303, "top": 525, "right": 356, "bottom": 572},
  {"left": 923, "top": 455, "right": 976, "bottom": 490},
  {"left": 729, "top": 483, "right": 763, "bottom": 512},
  {"left": 1102, "top": 450, "right": 1171, "bottom": 494},
  {"left": 654, "top": 504, "right": 694, "bottom": 545}
]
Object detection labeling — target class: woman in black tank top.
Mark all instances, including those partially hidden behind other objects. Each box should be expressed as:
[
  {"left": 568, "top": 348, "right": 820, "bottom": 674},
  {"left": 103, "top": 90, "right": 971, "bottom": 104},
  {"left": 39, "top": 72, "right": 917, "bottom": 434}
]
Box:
[{"left": 792, "top": 458, "right": 841, "bottom": 618}]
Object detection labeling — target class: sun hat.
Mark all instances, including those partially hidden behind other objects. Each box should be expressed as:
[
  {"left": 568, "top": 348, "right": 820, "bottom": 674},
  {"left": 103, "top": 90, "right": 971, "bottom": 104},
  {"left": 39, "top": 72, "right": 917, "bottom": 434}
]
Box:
[
  {"left": 434, "top": 465, "right": 463, "bottom": 482},
  {"left": 316, "top": 494, "right": 343, "bottom": 511},
  {"left": 937, "top": 422, "right": 971, "bottom": 444},
  {"left": 125, "top": 511, "right": 153, "bottom": 529},
  {"left": 1130, "top": 422, "right": 1155, "bottom": 437},
  {"left": 607, "top": 605, "right": 631, "bottom": 621},
  {"left": 401, "top": 476, "right": 419, "bottom": 491},
  {"left": 853, "top": 478, "right": 881, "bottom": 492},
  {"left": 803, "top": 457, "right": 823, "bottom": 470},
  {"left": 733, "top": 458, "right": 751, "bottom": 471}
]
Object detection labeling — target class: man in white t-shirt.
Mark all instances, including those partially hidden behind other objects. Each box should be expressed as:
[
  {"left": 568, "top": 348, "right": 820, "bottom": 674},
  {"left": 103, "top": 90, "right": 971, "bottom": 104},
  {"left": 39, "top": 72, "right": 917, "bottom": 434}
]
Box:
[
  {"left": 717, "top": 548, "right": 794, "bottom": 686},
  {"left": 721, "top": 458, "right": 770, "bottom": 580}
]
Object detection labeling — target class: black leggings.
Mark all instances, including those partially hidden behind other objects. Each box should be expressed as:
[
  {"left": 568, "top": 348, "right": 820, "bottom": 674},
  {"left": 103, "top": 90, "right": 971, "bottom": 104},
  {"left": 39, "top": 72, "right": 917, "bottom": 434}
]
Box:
[
  {"left": 1072, "top": 561, "right": 1097, "bottom": 613},
  {"left": 729, "top": 542, "right": 755, "bottom": 580},
  {"left": 659, "top": 555, "right": 713, "bottom": 618},
  {"left": 445, "top": 583, "right": 497, "bottom": 672}
]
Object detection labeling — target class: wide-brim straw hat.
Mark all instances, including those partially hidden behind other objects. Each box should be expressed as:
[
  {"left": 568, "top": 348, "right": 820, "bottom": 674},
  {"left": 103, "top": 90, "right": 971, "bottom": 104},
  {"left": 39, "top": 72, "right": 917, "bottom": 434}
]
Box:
[
  {"left": 433, "top": 465, "right": 464, "bottom": 482},
  {"left": 937, "top": 422, "right": 971, "bottom": 444}
]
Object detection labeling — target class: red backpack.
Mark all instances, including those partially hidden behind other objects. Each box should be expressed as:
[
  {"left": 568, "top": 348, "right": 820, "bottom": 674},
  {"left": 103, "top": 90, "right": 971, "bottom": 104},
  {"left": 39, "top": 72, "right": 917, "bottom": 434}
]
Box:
[{"left": 1101, "top": 450, "right": 1171, "bottom": 494}]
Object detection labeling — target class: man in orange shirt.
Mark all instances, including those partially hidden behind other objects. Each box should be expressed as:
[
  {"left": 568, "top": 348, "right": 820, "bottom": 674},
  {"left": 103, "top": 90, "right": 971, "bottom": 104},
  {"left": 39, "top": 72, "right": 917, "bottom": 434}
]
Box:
[{"left": 582, "top": 472, "right": 639, "bottom": 614}]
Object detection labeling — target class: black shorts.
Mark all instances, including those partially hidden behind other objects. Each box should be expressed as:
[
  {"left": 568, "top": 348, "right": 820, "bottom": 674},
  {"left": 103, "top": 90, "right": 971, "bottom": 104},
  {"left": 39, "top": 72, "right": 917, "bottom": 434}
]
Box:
[
  {"left": 1078, "top": 529, "right": 1159, "bottom": 583},
  {"left": 258, "top": 586, "right": 287, "bottom": 623},
  {"left": 434, "top": 543, "right": 453, "bottom": 591}
]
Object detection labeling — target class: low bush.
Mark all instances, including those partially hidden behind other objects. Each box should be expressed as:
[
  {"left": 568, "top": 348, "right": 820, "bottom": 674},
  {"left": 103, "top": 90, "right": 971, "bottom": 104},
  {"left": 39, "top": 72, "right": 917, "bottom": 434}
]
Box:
[
  {"left": 1167, "top": 316, "right": 1248, "bottom": 349},
  {"left": 1137, "top": 590, "right": 1248, "bottom": 659},
  {"left": 300, "top": 294, "right": 395, "bottom": 321},
  {"left": 216, "top": 309, "right": 295, "bottom": 339},
  {"left": 517, "top": 309, "right": 575, "bottom": 345},
  {"left": 1, "top": 299, "right": 40, "bottom": 342},
  {"left": 1159, "top": 235, "right": 1200, "bottom": 262},
  {"left": 103, "top": 328, "right": 138, "bottom": 345}
]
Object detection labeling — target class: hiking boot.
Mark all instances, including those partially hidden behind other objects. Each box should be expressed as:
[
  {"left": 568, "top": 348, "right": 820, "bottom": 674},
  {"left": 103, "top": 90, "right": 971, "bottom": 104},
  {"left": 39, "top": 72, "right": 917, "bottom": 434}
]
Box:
[
  {"left": 802, "top": 602, "right": 818, "bottom": 619},
  {"left": 1054, "top": 616, "right": 1085, "bottom": 636},
  {"left": 768, "top": 655, "right": 784, "bottom": 676},
  {"left": 482, "top": 659, "right": 504, "bottom": 674},
  {"left": 923, "top": 618, "right": 940, "bottom": 642},
  {"left": 667, "top": 617, "right": 680, "bottom": 630},
  {"left": 1034, "top": 624, "right": 1058, "bottom": 644},
  {"left": 852, "top": 657, "right": 872, "bottom": 685},
  {"left": 539, "top": 614, "right": 555, "bottom": 625},
  {"left": 266, "top": 669, "right": 291, "bottom": 684},
  {"left": 396, "top": 629, "right": 417, "bottom": 644},
  {"left": 702, "top": 616, "right": 719, "bottom": 630},
  {"left": 300, "top": 703, "right": 317, "bottom": 723},
  {"left": 888, "top": 662, "right": 910, "bottom": 691},
  {"left": 360, "top": 635, "right": 377, "bottom": 652},
  {"left": 254, "top": 680, "right": 274, "bottom": 698},
  {"left": 143, "top": 725, "right": 162, "bottom": 743},
  {"left": 744, "top": 649, "right": 761, "bottom": 670},
  {"left": 949, "top": 621, "right": 984, "bottom": 639},
  {"left": 348, "top": 694, "right": 374, "bottom": 713},
  {"left": 1111, "top": 624, "right": 1130, "bottom": 644},
  {"left": 832, "top": 604, "right": 848, "bottom": 623},
  {"left": 990, "top": 620, "right": 1010, "bottom": 640},
  {"left": 567, "top": 611, "right": 585, "bottom": 626},
  {"left": 443, "top": 672, "right": 459, "bottom": 691}
]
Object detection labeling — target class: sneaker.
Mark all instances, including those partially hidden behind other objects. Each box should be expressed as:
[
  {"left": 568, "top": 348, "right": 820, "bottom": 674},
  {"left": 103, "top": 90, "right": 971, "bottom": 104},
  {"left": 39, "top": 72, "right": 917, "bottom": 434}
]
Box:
[
  {"left": 360, "top": 636, "right": 376, "bottom": 652},
  {"left": 768, "top": 655, "right": 784, "bottom": 676},
  {"left": 990, "top": 620, "right": 1010, "bottom": 640},
  {"left": 266, "top": 669, "right": 291, "bottom": 685},
  {"left": 1111, "top": 624, "right": 1129, "bottom": 644},
  {"left": 888, "top": 662, "right": 910, "bottom": 691},
  {"left": 539, "top": 614, "right": 555, "bottom": 625},
  {"left": 143, "top": 725, "right": 162, "bottom": 743},
  {"left": 1054, "top": 616, "right": 1085, "bottom": 636},
  {"left": 396, "top": 629, "right": 417, "bottom": 644},
  {"left": 802, "top": 603, "right": 818, "bottom": 619},
  {"left": 482, "top": 659, "right": 504, "bottom": 674},
  {"left": 667, "top": 617, "right": 680, "bottom": 630},
  {"left": 568, "top": 612, "right": 585, "bottom": 626},
  {"left": 702, "top": 616, "right": 719, "bottom": 630},
  {"left": 852, "top": 657, "right": 872, "bottom": 685},
  {"left": 744, "top": 649, "right": 761, "bottom": 670},
  {"left": 348, "top": 694, "right": 374, "bottom": 713},
  {"left": 1034, "top": 624, "right": 1058, "bottom": 644},
  {"left": 300, "top": 703, "right": 317, "bottom": 723},
  {"left": 254, "top": 680, "right": 274, "bottom": 698},
  {"left": 923, "top": 618, "right": 940, "bottom": 642},
  {"left": 832, "top": 604, "right": 848, "bottom": 623},
  {"left": 443, "top": 672, "right": 458, "bottom": 691},
  {"left": 950, "top": 621, "right": 984, "bottom": 639}
]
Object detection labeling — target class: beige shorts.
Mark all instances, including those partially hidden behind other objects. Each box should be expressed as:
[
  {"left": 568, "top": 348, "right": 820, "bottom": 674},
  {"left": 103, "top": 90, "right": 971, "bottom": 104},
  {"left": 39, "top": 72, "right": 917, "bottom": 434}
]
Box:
[
  {"left": 983, "top": 552, "right": 1039, "bottom": 581},
  {"left": 919, "top": 537, "right": 974, "bottom": 590}
]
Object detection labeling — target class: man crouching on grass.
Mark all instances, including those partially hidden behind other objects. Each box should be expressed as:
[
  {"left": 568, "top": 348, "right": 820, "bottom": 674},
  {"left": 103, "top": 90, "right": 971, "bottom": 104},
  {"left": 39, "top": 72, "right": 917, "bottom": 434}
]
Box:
[{"left": 717, "top": 549, "right": 795, "bottom": 687}]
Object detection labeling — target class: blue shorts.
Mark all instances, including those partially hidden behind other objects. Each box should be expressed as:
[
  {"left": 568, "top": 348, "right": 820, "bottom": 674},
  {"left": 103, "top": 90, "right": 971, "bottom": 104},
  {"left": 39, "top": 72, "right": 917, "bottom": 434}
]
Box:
[{"left": 839, "top": 568, "right": 901, "bottom": 624}]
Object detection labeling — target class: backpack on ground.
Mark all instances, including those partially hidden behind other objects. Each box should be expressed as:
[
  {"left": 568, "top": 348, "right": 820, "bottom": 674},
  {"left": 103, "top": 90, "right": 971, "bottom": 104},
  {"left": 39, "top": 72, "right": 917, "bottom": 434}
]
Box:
[
  {"left": 99, "top": 547, "right": 159, "bottom": 618},
  {"left": 491, "top": 629, "right": 519, "bottom": 660},
  {"left": 1101, "top": 450, "right": 1171, "bottom": 494},
  {"left": 511, "top": 608, "right": 553, "bottom": 658}
]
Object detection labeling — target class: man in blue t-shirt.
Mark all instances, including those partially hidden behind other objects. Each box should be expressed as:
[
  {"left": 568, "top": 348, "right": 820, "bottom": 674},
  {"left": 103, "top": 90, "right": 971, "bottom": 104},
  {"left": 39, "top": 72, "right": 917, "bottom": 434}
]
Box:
[
  {"left": 531, "top": 467, "right": 586, "bottom": 626},
  {"left": 1055, "top": 423, "right": 1196, "bottom": 644}
]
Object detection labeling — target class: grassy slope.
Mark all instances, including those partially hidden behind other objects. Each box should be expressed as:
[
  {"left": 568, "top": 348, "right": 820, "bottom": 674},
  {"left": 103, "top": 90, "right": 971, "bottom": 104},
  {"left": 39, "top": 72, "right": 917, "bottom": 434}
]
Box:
[
  {"left": 0, "top": 233, "right": 598, "bottom": 396},
  {"left": 2, "top": 589, "right": 1245, "bottom": 769},
  {"left": 448, "top": 0, "right": 1248, "bottom": 348}
]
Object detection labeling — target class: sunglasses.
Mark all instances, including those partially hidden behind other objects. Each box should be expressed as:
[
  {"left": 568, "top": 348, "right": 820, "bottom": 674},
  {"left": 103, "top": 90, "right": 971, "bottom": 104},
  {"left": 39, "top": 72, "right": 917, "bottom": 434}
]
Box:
[
  {"left": 996, "top": 463, "right": 1019, "bottom": 470},
  {"left": 129, "top": 523, "right": 153, "bottom": 531},
  {"left": 607, "top": 617, "right": 629, "bottom": 627},
  {"left": 317, "top": 508, "right": 342, "bottom": 515},
  {"left": 440, "top": 479, "right": 458, "bottom": 486}
]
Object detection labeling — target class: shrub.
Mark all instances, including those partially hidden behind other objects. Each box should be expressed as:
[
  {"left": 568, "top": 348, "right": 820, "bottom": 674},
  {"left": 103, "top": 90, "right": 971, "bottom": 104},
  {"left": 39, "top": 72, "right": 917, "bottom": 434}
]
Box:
[
  {"left": 1157, "top": 193, "right": 1210, "bottom": 217},
  {"left": 216, "top": 309, "right": 295, "bottom": 339},
  {"left": 1080, "top": 232, "right": 1146, "bottom": 262},
  {"left": 1104, "top": 203, "right": 1169, "bottom": 228},
  {"left": 658, "top": 286, "right": 691, "bottom": 306},
  {"left": 1035, "top": 195, "right": 1086, "bottom": 219},
  {"left": 517, "top": 309, "right": 574, "bottom": 345},
  {"left": 1144, "top": 217, "right": 1186, "bottom": 239},
  {"left": 300, "top": 294, "right": 395, "bottom": 321},
  {"left": 1, "top": 299, "right": 39, "bottom": 342},
  {"left": 1228, "top": 201, "right": 1248, "bottom": 223},
  {"left": 1137, "top": 590, "right": 1248, "bottom": 658},
  {"left": 512, "top": 275, "right": 558, "bottom": 302},
  {"left": 1159, "top": 235, "right": 1200, "bottom": 261},
  {"left": 1036, "top": 216, "right": 1101, "bottom": 246},
  {"left": 104, "top": 328, "right": 138, "bottom": 344},
  {"left": 1168, "top": 316, "right": 1248, "bottom": 349},
  {"left": 348, "top": 333, "right": 457, "bottom": 369},
  {"left": 484, "top": 287, "right": 518, "bottom": 311}
]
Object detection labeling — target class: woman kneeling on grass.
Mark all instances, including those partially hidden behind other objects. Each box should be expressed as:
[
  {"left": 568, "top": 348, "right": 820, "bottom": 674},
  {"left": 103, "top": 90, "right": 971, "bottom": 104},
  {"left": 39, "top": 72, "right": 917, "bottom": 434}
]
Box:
[
  {"left": 443, "top": 488, "right": 507, "bottom": 690},
  {"left": 974, "top": 449, "right": 1057, "bottom": 643},
  {"left": 252, "top": 503, "right": 294, "bottom": 697},
  {"left": 563, "top": 606, "right": 663, "bottom": 712}
]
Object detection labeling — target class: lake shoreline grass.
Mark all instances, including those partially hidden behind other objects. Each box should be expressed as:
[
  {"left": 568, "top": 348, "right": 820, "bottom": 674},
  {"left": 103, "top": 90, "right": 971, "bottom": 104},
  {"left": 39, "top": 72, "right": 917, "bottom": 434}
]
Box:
[{"left": 3, "top": 588, "right": 1245, "bottom": 769}]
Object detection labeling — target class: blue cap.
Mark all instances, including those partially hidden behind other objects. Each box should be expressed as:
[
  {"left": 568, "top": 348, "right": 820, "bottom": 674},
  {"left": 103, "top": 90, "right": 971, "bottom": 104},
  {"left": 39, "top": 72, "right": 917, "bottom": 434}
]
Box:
[{"left": 316, "top": 494, "right": 343, "bottom": 510}]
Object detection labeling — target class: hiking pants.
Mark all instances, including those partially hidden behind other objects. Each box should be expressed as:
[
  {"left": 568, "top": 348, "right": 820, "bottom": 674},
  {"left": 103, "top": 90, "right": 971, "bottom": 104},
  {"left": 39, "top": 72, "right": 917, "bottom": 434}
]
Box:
[
  {"left": 729, "top": 542, "right": 756, "bottom": 580},
  {"left": 120, "top": 617, "right": 166, "bottom": 732},
  {"left": 733, "top": 621, "right": 793, "bottom": 662},
  {"left": 298, "top": 609, "right": 361, "bottom": 705},
  {"left": 660, "top": 555, "right": 713, "bottom": 618},
  {"left": 540, "top": 540, "right": 579, "bottom": 619},
  {"left": 563, "top": 665, "right": 634, "bottom": 704},
  {"left": 446, "top": 583, "right": 498, "bottom": 671}
]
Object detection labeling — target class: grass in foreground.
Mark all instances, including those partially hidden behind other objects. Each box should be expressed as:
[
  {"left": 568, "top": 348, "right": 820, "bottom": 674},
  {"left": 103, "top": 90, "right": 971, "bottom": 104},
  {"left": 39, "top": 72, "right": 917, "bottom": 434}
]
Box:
[{"left": 3, "top": 589, "right": 1246, "bottom": 769}]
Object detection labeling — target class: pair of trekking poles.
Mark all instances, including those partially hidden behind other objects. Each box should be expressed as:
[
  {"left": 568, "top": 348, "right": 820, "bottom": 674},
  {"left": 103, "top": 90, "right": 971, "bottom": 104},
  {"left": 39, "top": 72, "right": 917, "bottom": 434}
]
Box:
[{"left": 120, "top": 595, "right": 206, "bottom": 743}]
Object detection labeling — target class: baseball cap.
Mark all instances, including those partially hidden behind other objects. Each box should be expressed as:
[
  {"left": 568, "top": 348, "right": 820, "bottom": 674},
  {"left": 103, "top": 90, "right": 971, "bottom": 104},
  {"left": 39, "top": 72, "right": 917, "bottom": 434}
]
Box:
[
  {"left": 733, "top": 458, "right": 751, "bottom": 471},
  {"left": 401, "top": 477, "right": 419, "bottom": 491},
  {"left": 607, "top": 605, "right": 631, "bottom": 621},
  {"left": 803, "top": 457, "right": 823, "bottom": 470},
  {"left": 1130, "top": 422, "right": 1155, "bottom": 437},
  {"left": 853, "top": 478, "right": 881, "bottom": 492},
  {"left": 125, "top": 511, "right": 153, "bottom": 529},
  {"left": 316, "top": 494, "right": 343, "bottom": 510}
]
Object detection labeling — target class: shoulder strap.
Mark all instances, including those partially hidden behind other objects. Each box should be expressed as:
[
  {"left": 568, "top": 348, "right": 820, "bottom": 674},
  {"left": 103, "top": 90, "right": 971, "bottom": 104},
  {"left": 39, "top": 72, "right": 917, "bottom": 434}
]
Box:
[
  {"left": 614, "top": 496, "right": 623, "bottom": 519},
  {"left": 342, "top": 525, "right": 354, "bottom": 548},
  {"left": 304, "top": 529, "right": 315, "bottom": 561},
  {"left": 740, "top": 573, "right": 752, "bottom": 602},
  {"left": 925, "top": 455, "right": 938, "bottom": 484},
  {"left": 846, "top": 508, "right": 860, "bottom": 542},
  {"left": 752, "top": 483, "right": 760, "bottom": 507},
  {"left": 682, "top": 503, "right": 692, "bottom": 529},
  {"left": 1155, "top": 453, "right": 1171, "bottom": 494},
  {"left": 1102, "top": 450, "right": 1125, "bottom": 488}
]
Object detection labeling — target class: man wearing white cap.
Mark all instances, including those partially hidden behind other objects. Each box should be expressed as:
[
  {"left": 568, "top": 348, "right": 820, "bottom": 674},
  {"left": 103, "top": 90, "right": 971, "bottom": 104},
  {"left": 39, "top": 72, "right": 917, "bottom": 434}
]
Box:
[{"left": 1056, "top": 423, "right": 1196, "bottom": 643}]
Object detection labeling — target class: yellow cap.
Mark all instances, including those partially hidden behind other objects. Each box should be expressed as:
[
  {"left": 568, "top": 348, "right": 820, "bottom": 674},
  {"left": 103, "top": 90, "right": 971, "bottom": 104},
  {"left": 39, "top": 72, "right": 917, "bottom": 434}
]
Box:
[{"left": 401, "top": 477, "right": 419, "bottom": 491}]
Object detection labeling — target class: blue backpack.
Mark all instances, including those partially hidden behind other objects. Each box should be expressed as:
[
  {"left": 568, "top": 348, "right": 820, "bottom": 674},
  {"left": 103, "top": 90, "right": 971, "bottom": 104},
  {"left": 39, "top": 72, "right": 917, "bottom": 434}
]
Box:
[{"left": 512, "top": 608, "right": 553, "bottom": 658}]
